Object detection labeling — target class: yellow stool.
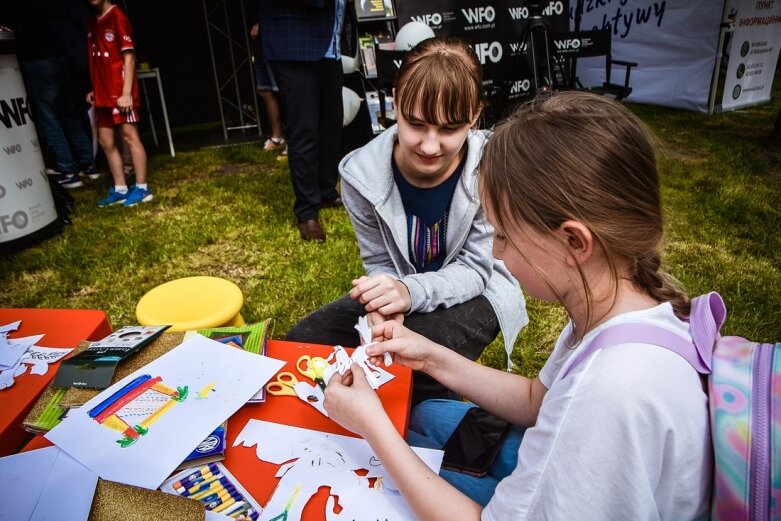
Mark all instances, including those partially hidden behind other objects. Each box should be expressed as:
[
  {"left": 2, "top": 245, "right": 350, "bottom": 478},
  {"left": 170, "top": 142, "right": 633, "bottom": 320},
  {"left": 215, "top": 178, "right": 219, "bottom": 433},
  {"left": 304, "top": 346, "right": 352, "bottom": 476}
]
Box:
[{"left": 135, "top": 276, "right": 245, "bottom": 332}]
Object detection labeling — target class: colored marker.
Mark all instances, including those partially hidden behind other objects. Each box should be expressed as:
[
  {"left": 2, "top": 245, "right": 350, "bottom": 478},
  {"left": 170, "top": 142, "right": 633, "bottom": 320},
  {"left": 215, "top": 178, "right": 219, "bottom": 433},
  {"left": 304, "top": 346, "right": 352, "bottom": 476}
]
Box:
[
  {"left": 183, "top": 476, "right": 222, "bottom": 497},
  {"left": 208, "top": 490, "right": 242, "bottom": 512},
  {"left": 174, "top": 471, "right": 214, "bottom": 494},
  {"left": 191, "top": 477, "right": 234, "bottom": 501},
  {"left": 174, "top": 463, "right": 220, "bottom": 489},
  {"left": 213, "top": 496, "right": 238, "bottom": 513},
  {"left": 200, "top": 484, "right": 236, "bottom": 506},
  {"left": 203, "top": 489, "right": 236, "bottom": 510},
  {"left": 226, "top": 503, "right": 254, "bottom": 518},
  {"left": 177, "top": 471, "right": 219, "bottom": 494},
  {"left": 221, "top": 501, "right": 247, "bottom": 516},
  {"left": 189, "top": 479, "right": 227, "bottom": 501}
]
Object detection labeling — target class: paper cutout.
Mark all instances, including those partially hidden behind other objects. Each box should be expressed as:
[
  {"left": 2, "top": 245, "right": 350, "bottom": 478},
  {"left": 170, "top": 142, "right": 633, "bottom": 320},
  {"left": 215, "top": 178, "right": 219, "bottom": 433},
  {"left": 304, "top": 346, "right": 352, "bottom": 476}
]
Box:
[
  {"left": 46, "top": 335, "right": 285, "bottom": 489},
  {"left": 354, "top": 315, "right": 393, "bottom": 366},
  {"left": 0, "top": 446, "right": 98, "bottom": 521},
  {"left": 233, "top": 419, "right": 443, "bottom": 521},
  {"left": 0, "top": 333, "right": 68, "bottom": 390},
  {"left": 323, "top": 344, "right": 394, "bottom": 390}
]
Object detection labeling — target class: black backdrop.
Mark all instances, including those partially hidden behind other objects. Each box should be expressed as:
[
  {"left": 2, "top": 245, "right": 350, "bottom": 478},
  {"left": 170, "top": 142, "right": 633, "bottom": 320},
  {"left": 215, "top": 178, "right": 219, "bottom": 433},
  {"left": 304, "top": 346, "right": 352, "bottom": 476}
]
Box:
[{"left": 120, "top": 0, "right": 570, "bottom": 134}]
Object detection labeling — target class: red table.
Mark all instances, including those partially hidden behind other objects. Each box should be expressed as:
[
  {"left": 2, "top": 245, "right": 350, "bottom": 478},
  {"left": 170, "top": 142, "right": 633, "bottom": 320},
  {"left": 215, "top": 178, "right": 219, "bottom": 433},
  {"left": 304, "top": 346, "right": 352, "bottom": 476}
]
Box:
[
  {"left": 224, "top": 340, "right": 412, "bottom": 517},
  {"left": 23, "top": 339, "right": 413, "bottom": 520},
  {"left": 0, "top": 308, "right": 112, "bottom": 456}
]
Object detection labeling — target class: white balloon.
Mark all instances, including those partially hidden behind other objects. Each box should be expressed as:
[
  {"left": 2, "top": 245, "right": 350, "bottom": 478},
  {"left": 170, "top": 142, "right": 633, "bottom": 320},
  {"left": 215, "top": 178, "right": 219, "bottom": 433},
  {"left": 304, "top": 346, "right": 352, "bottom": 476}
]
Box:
[
  {"left": 342, "top": 87, "right": 362, "bottom": 127},
  {"left": 342, "top": 53, "right": 361, "bottom": 75},
  {"left": 394, "top": 21, "right": 435, "bottom": 51}
]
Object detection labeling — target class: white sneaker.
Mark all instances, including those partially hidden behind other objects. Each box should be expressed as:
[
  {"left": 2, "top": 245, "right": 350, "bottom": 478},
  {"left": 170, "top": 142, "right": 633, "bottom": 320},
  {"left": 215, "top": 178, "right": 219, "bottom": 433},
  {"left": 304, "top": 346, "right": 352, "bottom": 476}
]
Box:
[
  {"left": 82, "top": 170, "right": 103, "bottom": 180},
  {"left": 263, "top": 137, "right": 285, "bottom": 151}
]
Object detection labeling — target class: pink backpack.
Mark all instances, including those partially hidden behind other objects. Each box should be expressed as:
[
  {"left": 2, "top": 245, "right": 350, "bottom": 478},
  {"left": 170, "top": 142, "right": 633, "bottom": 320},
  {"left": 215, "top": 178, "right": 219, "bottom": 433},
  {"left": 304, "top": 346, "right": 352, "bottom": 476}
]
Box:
[{"left": 561, "top": 293, "right": 781, "bottom": 520}]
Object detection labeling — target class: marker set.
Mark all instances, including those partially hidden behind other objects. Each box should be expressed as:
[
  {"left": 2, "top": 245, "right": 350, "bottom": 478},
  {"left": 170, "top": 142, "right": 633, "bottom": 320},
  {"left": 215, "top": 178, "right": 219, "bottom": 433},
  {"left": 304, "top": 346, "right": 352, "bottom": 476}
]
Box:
[{"left": 161, "top": 462, "right": 261, "bottom": 519}]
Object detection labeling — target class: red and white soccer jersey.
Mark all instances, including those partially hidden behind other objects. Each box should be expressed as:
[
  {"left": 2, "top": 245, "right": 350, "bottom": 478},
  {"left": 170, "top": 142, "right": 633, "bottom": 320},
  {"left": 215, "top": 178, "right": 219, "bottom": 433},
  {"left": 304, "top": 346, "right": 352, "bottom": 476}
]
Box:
[{"left": 87, "top": 5, "right": 139, "bottom": 108}]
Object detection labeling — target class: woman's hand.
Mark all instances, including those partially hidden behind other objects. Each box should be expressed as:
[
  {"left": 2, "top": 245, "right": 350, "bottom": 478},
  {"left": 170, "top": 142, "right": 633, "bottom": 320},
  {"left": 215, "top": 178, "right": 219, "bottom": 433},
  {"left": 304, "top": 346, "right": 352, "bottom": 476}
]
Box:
[
  {"left": 86, "top": 91, "right": 95, "bottom": 105},
  {"left": 351, "top": 275, "right": 411, "bottom": 317},
  {"left": 365, "top": 320, "right": 440, "bottom": 372},
  {"left": 324, "top": 364, "right": 388, "bottom": 438}
]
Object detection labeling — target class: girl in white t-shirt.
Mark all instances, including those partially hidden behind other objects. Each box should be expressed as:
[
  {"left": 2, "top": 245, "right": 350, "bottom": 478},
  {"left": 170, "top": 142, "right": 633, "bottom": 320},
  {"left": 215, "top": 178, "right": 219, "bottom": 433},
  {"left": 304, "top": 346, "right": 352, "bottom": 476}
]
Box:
[{"left": 323, "top": 91, "right": 712, "bottom": 521}]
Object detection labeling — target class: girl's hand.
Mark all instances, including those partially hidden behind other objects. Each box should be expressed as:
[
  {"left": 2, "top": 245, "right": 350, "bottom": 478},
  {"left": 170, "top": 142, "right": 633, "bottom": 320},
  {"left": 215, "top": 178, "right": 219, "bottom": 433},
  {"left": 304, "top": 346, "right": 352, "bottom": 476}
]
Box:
[
  {"left": 367, "top": 310, "right": 404, "bottom": 328},
  {"left": 324, "top": 364, "right": 387, "bottom": 437},
  {"left": 365, "top": 320, "right": 438, "bottom": 371},
  {"left": 86, "top": 91, "right": 95, "bottom": 105},
  {"left": 117, "top": 94, "right": 133, "bottom": 113},
  {"left": 351, "top": 275, "right": 411, "bottom": 316}
]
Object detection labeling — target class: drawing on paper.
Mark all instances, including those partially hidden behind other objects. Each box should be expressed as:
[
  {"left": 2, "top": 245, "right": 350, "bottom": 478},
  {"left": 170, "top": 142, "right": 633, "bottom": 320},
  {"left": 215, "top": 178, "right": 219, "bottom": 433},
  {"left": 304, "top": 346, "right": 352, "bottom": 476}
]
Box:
[
  {"left": 234, "top": 419, "right": 444, "bottom": 521},
  {"left": 87, "top": 374, "right": 189, "bottom": 447}
]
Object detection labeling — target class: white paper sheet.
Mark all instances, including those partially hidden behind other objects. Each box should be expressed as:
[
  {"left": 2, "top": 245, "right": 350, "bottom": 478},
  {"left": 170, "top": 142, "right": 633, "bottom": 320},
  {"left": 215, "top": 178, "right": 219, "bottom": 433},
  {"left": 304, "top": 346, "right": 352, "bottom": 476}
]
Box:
[
  {"left": 0, "top": 446, "right": 98, "bottom": 521},
  {"left": 233, "top": 419, "right": 443, "bottom": 521},
  {"left": 46, "top": 335, "right": 285, "bottom": 490}
]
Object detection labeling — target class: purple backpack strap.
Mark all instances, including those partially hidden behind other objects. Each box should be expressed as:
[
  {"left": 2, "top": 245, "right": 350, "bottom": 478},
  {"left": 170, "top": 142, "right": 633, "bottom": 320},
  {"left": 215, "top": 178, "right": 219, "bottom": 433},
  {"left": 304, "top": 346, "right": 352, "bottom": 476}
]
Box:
[{"left": 559, "top": 292, "right": 727, "bottom": 380}]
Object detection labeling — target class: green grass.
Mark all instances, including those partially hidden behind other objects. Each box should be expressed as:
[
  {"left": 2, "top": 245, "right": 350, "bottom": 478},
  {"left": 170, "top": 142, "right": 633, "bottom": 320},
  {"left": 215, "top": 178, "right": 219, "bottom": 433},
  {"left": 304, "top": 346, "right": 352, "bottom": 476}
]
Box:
[{"left": 2, "top": 98, "right": 780, "bottom": 378}]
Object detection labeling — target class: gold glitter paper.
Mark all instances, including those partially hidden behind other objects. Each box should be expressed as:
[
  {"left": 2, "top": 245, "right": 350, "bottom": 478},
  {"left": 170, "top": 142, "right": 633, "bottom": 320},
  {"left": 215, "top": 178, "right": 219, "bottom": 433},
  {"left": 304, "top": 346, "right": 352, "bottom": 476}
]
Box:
[{"left": 88, "top": 479, "right": 205, "bottom": 521}]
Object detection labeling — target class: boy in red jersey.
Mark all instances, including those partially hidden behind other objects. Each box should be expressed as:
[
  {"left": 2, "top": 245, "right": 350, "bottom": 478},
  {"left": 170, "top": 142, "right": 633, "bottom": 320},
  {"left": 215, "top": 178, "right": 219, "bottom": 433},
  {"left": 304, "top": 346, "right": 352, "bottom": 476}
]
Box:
[{"left": 87, "top": 0, "right": 152, "bottom": 207}]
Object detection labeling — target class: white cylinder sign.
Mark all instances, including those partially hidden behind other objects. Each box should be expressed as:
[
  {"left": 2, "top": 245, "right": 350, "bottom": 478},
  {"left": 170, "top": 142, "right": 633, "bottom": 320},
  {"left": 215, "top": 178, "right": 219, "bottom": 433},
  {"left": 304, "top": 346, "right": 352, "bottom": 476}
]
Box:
[{"left": 0, "top": 52, "right": 58, "bottom": 245}]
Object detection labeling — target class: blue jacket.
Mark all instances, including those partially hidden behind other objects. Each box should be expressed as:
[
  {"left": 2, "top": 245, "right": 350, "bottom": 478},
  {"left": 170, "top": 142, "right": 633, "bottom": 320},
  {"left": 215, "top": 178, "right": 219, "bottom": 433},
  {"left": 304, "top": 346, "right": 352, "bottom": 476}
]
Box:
[{"left": 258, "top": 0, "right": 340, "bottom": 61}]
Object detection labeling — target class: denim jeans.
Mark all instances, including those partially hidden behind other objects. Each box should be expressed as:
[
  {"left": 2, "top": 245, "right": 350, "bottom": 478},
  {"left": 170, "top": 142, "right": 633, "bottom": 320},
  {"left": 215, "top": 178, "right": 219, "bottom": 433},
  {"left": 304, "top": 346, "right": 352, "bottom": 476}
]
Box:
[
  {"left": 19, "top": 56, "right": 95, "bottom": 174},
  {"left": 286, "top": 294, "right": 500, "bottom": 405},
  {"left": 406, "top": 399, "right": 524, "bottom": 507}
]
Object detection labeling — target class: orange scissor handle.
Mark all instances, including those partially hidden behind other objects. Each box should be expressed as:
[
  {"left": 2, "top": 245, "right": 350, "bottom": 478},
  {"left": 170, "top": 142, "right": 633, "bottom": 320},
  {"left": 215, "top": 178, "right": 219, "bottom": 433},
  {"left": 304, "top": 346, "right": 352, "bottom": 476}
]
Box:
[{"left": 265, "top": 371, "right": 299, "bottom": 396}]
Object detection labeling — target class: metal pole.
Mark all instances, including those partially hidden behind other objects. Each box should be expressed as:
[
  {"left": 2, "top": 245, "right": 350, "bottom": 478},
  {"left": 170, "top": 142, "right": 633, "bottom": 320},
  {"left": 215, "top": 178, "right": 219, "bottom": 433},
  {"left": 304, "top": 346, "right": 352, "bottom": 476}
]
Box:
[
  {"left": 708, "top": 0, "right": 732, "bottom": 114},
  {"left": 203, "top": 0, "right": 228, "bottom": 139}
]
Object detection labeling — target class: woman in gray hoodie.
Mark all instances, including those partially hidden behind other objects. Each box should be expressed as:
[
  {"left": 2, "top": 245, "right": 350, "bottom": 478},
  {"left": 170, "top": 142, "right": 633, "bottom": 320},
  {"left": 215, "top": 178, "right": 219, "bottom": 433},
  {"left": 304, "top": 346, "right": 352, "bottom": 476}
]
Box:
[{"left": 287, "top": 36, "right": 527, "bottom": 404}]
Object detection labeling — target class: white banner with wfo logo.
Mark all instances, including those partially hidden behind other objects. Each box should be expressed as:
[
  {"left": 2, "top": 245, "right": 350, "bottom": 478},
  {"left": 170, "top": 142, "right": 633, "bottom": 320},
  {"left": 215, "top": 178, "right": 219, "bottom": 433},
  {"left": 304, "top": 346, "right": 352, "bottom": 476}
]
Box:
[
  {"left": 721, "top": 0, "right": 781, "bottom": 110},
  {"left": 0, "top": 53, "right": 58, "bottom": 246},
  {"left": 574, "top": 0, "right": 724, "bottom": 112}
]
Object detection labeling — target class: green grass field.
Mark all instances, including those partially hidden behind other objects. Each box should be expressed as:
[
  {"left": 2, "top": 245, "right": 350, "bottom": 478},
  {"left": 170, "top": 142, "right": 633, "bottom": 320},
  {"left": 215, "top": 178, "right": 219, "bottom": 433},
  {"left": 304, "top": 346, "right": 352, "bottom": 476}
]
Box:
[{"left": 2, "top": 97, "right": 779, "bottom": 377}]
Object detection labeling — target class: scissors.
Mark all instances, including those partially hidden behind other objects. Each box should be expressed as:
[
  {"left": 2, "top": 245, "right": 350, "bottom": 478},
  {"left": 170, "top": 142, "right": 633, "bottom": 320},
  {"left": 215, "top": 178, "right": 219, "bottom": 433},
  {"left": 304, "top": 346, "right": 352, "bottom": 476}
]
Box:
[
  {"left": 265, "top": 371, "right": 328, "bottom": 416},
  {"left": 296, "top": 355, "right": 329, "bottom": 390},
  {"left": 266, "top": 372, "right": 304, "bottom": 397}
]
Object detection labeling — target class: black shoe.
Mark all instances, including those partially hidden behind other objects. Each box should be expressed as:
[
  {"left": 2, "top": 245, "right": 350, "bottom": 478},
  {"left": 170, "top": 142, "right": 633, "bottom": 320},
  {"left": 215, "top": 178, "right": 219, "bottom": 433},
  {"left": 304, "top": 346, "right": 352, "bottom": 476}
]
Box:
[{"left": 298, "top": 219, "right": 326, "bottom": 242}]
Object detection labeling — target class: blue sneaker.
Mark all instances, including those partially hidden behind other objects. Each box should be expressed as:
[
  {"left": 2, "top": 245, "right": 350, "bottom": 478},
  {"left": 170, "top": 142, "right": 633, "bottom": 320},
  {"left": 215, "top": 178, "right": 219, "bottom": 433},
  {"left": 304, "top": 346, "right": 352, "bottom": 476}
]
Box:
[
  {"left": 58, "top": 173, "right": 83, "bottom": 189},
  {"left": 123, "top": 186, "right": 153, "bottom": 207},
  {"left": 97, "top": 187, "right": 129, "bottom": 207}
]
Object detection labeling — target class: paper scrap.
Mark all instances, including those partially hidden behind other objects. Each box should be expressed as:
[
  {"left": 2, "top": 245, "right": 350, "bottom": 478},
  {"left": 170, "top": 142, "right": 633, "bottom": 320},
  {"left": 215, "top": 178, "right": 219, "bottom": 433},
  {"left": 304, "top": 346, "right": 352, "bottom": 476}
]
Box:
[{"left": 0, "top": 446, "right": 98, "bottom": 521}]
